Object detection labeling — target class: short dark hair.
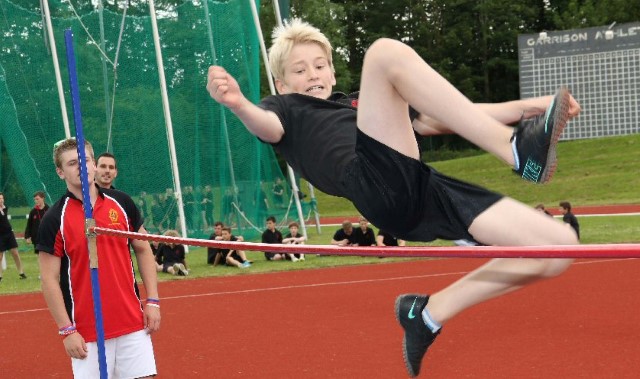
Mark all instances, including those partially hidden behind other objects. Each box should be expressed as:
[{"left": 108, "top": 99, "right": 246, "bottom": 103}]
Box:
[
  {"left": 222, "top": 226, "right": 232, "bottom": 233},
  {"left": 214, "top": 221, "right": 224, "bottom": 227},
  {"left": 266, "top": 216, "right": 276, "bottom": 223},
  {"left": 97, "top": 152, "right": 117, "bottom": 168},
  {"left": 559, "top": 201, "right": 572, "bottom": 211},
  {"left": 33, "top": 191, "right": 46, "bottom": 199}
]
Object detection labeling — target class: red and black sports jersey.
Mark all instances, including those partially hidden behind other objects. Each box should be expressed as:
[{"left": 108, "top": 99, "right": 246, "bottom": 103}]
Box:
[{"left": 37, "top": 186, "right": 145, "bottom": 342}]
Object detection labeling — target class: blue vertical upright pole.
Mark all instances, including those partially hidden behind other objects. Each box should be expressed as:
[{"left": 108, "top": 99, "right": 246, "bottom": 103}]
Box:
[{"left": 64, "top": 29, "right": 108, "bottom": 379}]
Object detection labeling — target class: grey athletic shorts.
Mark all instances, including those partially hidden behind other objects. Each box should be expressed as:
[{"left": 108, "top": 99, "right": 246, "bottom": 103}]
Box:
[{"left": 342, "top": 129, "right": 503, "bottom": 242}]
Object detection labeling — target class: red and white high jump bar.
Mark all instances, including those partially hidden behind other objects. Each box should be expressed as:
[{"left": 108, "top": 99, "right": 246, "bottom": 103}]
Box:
[{"left": 92, "top": 227, "right": 640, "bottom": 259}]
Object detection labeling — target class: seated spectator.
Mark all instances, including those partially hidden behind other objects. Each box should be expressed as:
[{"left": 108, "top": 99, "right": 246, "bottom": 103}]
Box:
[
  {"left": 155, "top": 230, "right": 189, "bottom": 276},
  {"left": 150, "top": 240, "right": 160, "bottom": 256},
  {"left": 207, "top": 221, "right": 225, "bottom": 265},
  {"left": 282, "top": 221, "right": 306, "bottom": 262},
  {"left": 376, "top": 229, "right": 406, "bottom": 247},
  {"left": 353, "top": 216, "right": 376, "bottom": 246},
  {"left": 331, "top": 220, "right": 358, "bottom": 246},
  {"left": 216, "top": 227, "right": 251, "bottom": 268},
  {"left": 262, "top": 216, "right": 285, "bottom": 260}
]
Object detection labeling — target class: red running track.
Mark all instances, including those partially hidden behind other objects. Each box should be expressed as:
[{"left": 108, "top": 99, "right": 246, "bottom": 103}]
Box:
[{"left": 1, "top": 257, "right": 639, "bottom": 378}]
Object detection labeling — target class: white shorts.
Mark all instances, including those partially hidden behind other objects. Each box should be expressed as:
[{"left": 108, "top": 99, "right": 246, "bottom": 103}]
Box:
[{"left": 71, "top": 330, "right": 157, "bottom": 379}]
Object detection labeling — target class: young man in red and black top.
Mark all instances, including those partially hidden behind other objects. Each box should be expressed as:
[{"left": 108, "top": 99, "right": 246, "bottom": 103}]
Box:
[
  {"left": 24, "top": 191, "right": 49, "bottom": 254},
  {"left": 37, "top": 138, "right": 160, "bottom": 378}
]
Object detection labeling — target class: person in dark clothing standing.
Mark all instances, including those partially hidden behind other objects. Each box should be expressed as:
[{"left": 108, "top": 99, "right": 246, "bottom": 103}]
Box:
[
  {"left": 559, "top": 201, "right": 580, "bottom": 239},
  {"left": 0, "top": 192, "right": 26, "bottom": 281},
  {"left": 25, "top": 191, "right": 49, "bottom": 254}
]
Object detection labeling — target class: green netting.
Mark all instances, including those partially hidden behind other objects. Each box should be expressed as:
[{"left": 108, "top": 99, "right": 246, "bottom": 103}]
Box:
[{"left": 0, "top": 0, "right": 298, "bottom": 239}]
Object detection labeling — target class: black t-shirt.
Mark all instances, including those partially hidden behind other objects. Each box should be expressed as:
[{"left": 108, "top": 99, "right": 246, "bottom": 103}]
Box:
[
  {"left": 215, "top": 235, "right": 238, "bottom": 256},
  {"left": 563, "top": 212, "right": 580, "bottom": 239},
  {"left": 259, "top": 93, "right": 358, "bottom": 197},
  {"left": 25, "top": 205, "right": 49, "bottom": 242},
  {"left": 155, "top": 243, "right": 186, "bottom": 265},
  {"left": 262, "top": 229, "right": 283, "bottom": 244},
  {"left": 354, "top": 227, "right": 376, "bottom": 246},
  {"left": 259, "top": 92, "right": 419, "bottom": 198},
  {"left": 333, "top": 229, "right": 358, "bottom": 245}
]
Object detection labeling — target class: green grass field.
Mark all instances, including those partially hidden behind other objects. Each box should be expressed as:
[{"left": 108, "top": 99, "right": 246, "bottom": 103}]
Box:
[{"left": 2, "top": 134, "right": 639, "bottom": 295}]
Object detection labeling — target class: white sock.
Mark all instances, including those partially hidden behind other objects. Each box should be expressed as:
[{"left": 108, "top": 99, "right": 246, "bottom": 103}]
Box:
[
  {"left": 421, "top": 307, "right": 441, "bottom": 333},
  {"left": 511, "top": 135, "right": 520, "bottom": 170}
]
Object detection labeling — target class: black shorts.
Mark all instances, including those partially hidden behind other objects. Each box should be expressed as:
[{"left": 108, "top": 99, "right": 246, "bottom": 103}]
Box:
[
  {"left": 162, "top": 262, "right": 175, "bottom": 273},
  {"left": 0, "top": 232, "right": 18, "bottom": 251},
  {"left": 342, "top": 129, "right": 503, "bottom": 242},
  {"left": 227, "top": 251, "right": 242, "bottom": 263}
]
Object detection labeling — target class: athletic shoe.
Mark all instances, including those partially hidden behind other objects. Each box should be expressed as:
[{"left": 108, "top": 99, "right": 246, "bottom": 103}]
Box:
[
  {"left": 172, "top": 263, "right": 187, "bottom": 276},
  {"left": 395, "top": 294, "right": 440, "bottom": 377},
  {"left": 176, "top": 263, "right": 189, "bottom": 276},
  {"left": 19, "top": 273, "right": 27, "bottom": 279},
  {"left": 511, "top": 87, "right": 571, "bottom": 183},
  {"left": 241, "top": 261, "right": 251, "bottom": 268}
]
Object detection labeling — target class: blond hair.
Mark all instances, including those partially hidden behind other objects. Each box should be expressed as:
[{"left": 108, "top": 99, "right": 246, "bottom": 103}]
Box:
[
  {"left": 163, "top": 229, "right": 181, "bottom": 238},
  {"left": 53, "top": 138, "right": 94, "bottom": 169},
  {"left": 268, "top": 18, "right": 333, "bottom": 82}
]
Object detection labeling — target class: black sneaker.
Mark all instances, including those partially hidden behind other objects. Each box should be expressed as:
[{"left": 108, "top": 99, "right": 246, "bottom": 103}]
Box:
[
  {"left": 19, "top": 273, "right": 27, "bottom": 279},
  {"left": 511, "top": 87, "right": 571, "bottom": 183},
  {"left": 395, "top": 294, "right": 440, "bottom": 377}
]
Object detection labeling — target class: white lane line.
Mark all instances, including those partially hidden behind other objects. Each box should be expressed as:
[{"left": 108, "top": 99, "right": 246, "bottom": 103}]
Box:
[{"left": 0, "top": 258, "right": 635, "bottom": 316}]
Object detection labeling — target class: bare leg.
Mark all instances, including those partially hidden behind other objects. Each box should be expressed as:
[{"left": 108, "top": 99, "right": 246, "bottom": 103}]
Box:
[
  {"left": 357, "top": 38, "right": 514, "bottom": 165},
  {"left": 427, "top": 198, "right": 578, "bottom": 324},
  {"left": 0, "top": 251, "right": 4, "bottom": 277},
  {"left": 9, "top": 248, "right": 24, "bottom": 275}
]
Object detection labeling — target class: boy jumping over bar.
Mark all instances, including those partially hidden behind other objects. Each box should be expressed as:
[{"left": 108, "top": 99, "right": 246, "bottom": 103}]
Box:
[{"left": 207, "top": 19, "right": 581, "bottom": 377}]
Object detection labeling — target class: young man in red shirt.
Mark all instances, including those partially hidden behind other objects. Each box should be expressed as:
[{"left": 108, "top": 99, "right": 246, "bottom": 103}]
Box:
[{"left": 38, "top": 138, "right": 161, "bottom": 378}]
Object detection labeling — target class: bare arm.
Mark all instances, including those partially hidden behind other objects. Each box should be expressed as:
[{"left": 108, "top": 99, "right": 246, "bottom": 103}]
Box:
[
  {"left": 131, "top": 226, "right": 161, "bottom": 333},
  {"left": 331, "top": 238, "right": 349, "bottom": 246},
  {"left": 39, "top": 252, "right": 88, "bottom": 359},
  {"left": 207, "top": 66, "right": 284, "bottom": 143},
  {"left": 376, "top": 235, "right": 385, "bottom": 246}
]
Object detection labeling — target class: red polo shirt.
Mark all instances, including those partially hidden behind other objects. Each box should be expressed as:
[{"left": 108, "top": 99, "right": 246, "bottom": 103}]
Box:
[{"left": 38, "top": 187, "right": 145, "bottom": 342}]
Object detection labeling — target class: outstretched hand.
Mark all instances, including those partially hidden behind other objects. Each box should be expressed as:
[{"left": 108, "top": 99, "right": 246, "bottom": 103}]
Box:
[{"left": 207, "top": 66, "right": 245, "bottom": 110}]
